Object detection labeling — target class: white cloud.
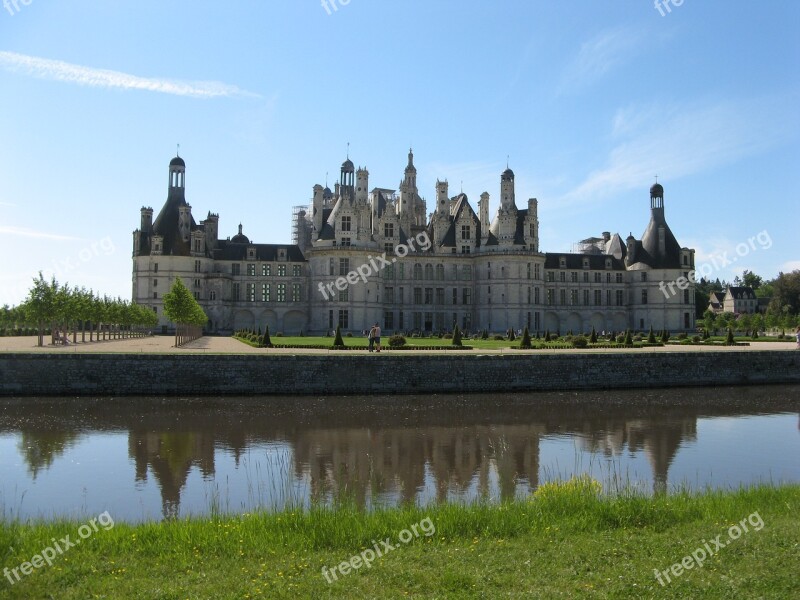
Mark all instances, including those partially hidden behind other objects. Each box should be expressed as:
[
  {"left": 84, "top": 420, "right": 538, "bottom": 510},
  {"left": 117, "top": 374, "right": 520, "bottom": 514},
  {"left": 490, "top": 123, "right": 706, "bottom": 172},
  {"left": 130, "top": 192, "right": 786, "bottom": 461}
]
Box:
[
  {"left": 0, "top": 226, "right": 84, "bottom": 241},
  {"left": 781, "top": 260, "right": 800, "bottom": 273},
  {"left": 558, "top": 27, "right": 643, "bottom": 94},
  {"left": 556, "top": 94, "right": 799, "bottom": 207},
  {"left": 0, "top": 51, "right": 260, "bottom": 99}
]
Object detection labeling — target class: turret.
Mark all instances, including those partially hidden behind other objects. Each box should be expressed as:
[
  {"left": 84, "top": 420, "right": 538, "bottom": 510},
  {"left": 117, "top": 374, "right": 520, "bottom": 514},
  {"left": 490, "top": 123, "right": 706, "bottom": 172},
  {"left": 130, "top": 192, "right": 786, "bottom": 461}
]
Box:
[
  {"left": 500, "top": 167, "right": 515, "bottom": 210},
  {"left": 178, "top": 204, "right": 192, "bottom": 242},
  {"left": 626, "top": 233, "right": 637, "bottom": 266},
  {"left": 140, "top": 206, "right": 153, "bottom": 233},
  {"left": 356, "top": 168, "right": 369, "bottom": 204},
  {"left": 436, "top": 180, "right": 449, "bottom": 217},
  {"left": 168, "top": 155, "right": 186, "bottom": 198},
  {"left": 204, "top": 212, "right": 219, "bottom": 248},
  {"left": 312, "top": 184, "right": 324, "bottom": 236}
]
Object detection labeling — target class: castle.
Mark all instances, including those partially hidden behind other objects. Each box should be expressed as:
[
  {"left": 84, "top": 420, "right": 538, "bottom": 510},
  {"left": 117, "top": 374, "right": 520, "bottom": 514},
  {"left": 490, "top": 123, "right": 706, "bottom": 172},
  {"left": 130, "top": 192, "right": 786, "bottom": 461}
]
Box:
[{"left": 132, "top": 151, "right": 696, "bottom": 335}]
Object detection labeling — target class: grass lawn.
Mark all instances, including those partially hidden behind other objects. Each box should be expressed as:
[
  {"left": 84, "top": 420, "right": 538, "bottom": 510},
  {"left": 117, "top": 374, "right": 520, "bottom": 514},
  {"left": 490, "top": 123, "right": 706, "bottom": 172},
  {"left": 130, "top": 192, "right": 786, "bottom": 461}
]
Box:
[{"left": 1, "top": 482, "right": 797, "bottom": 599}]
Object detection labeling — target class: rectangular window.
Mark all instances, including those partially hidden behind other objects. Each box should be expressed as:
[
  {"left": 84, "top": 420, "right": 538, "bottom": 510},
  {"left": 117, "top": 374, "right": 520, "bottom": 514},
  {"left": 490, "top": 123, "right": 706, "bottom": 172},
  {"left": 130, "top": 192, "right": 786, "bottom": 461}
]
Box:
[
  {"left": 385, "top": 243, "right": 394, "bottom": 254},
  {"left": 399, "top": 263, "right": 405, "bottom": 279},
  {"left": 293, "top": 265, "right": 302, "bottom": 277},
  {"left": 247, "top": 264, "right": 256, "bottom": 276},
  {"left": 461, "top": 245, "right": 470, "bottom": 254},
  {"left": 232, "top": 283, "right": 240, "bottom": 301},
  {"left": 535, "top": 287, "right": 540, "bottom": 304},
  {"left": 278, "top": 265, "right": 286, "bottom": 277},
  {"left": 384, "top": 311, "right": 394, "bottom": 329},
  {"left": 277, "top": 283, "right": 286, "bottom": 302},
  {"left": 547, "top": 271, "right": 554, "bottom": 282},
  {"left": 339, "top": 258, "right": 349, "bottom": 276},
  {"left": 398, "top": 287, "right": 404, "bottom": 304},
  {"left": 209, "top": 291, "right": 216, "bottom": 301},
  {"left": 413, "top": 312, "right": 422, "bottom": 330},
  {"left": 560, "top": 272, "right": 566, "bottom": 283},
  {"left": 616, "top": 290, "right": 624, "bottom": 306},
  {"left": 606, "top": 272, "right": 611, "bottom": 283},
  {"left": 425, "top": 288, "right": 433, "bottom": 304},
  {"left": 247, "top": 283, "right": 255, "bottom": 302},
  {"left": 341, "top": 238, "right": 351, "bottom": 247},
  {"left": 547, "top": 289, "right": 554, "bottom": 305},
  {"left": 452, "top": 288, "right": 458, "bottom": 305},
  {"left": 195, "top": 260, "right": 201, "bottom": 273},
  {"left": 527, "top": 263, "right": 531, "bottom": 280},
  {"left": 583, "top": 290, "right": 589, "bottom": 305},
  {"left": 262, "top": 283, "right": 270, "bottom": 302},
  {"left": 341, "top": 216, "right": 351, "bottom": 232},
  {"left": 232, "top": 263, "right": 240, "bottom": 276},
  {"left": 641, "top": 289, "right": 648, "bottom": 304},
  {"left": 414, "top": 287, "right": 423, "bottom": 304},
  {"left": 263, "top": 264, "right": 271, "bottom": 276},
  {"left": 527, "top": 287, "right": 531, "bottom": 304},
  {"left": 194, "top": 291, "right": 200, "bottom": 300},
  {"left": 329, "top": 259, "right": 335, "bottom": 276},
  {"left": 684, "top": 289, "right": 690, "bottom": 304},
  {"left": 384, "top": 223, "right": 394, "bottom": 238},
  {"left": 583, "top": 272, "right": 589, "bottom": 283},
  {"left": 594, "top": 272, "right": 601, "bottom": 283},
  {"left": 339, "top": 288, "right": 348, "bottom": 302},
  {"left": 607, "top": 290, "right": 612, "bottom": 306},
  {"left": 436, "top": 288, "right": 445, "bottom": 305},
  {"left": 461, "top": 266, "right": 472, "bottom": 280},
  {"left": 153, "top": 263, "right": 159, "bottom": 273},
  {"left": 463, "top": 288, "right": 471, "bottom": 305},
  {"left": 571, "top": 272, "right": 578, "bottom": 283},
  {"left": 153, "top": 292, "right": 157, "bottom": 299},
  {"left": 641, "top": 272, "right": 648, "bottom": 282},
  {"left": 153, "top": 279, "right": 158, "bottom": 287},
  {"left": 534, "top": 264, "right": 540, "bottom": 279},
  {"left": 385, "top": 264, "right": 395, "bottom": 279},
  {"left": 594, "top": 290, "right": 602, "bottom": 305},
  {"left": 571, "top": 290, "right": 579, "bottom": 305},
  {"left": 338, "top": 310, "right": 349, "bottom": 329},
  {"left": 616, "top": 273, "right": 623, "bottom": 283},
  {"left": 194, "top": 279, "right": 201, "bottom": 288},
  {"left": 292, "top": 283, "right": 301, "bottom": 302},
  {"left": 461, "top": 225, "right": 471, "bottom": 240},
  {"left": 386, "top": 287, "right": 394, "bottom": 303}
]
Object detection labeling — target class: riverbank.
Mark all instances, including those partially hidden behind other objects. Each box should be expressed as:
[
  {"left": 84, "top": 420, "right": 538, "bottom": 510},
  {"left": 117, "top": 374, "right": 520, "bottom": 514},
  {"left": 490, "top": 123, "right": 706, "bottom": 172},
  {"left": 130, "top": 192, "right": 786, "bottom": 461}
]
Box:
[
  {"left": 1, "top": 342, "right": 798, "bottom": 395},
  {"left": 1, "top": 483, "right": 797, "bottom": 599}
]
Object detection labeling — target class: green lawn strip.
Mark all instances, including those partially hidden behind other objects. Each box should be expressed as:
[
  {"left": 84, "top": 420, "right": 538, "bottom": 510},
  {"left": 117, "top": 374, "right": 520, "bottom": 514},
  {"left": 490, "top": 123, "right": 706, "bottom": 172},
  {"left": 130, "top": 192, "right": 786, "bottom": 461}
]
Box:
[{"left": 2, "top": 485, "right": 797, "bottom": 598}]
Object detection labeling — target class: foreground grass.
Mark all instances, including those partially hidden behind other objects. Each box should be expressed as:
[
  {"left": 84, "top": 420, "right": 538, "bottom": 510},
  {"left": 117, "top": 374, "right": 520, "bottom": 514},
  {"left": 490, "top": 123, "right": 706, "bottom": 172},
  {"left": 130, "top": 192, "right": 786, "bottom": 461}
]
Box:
[{"left": 1, "top": 483, "right": 798, "bottom": 599}]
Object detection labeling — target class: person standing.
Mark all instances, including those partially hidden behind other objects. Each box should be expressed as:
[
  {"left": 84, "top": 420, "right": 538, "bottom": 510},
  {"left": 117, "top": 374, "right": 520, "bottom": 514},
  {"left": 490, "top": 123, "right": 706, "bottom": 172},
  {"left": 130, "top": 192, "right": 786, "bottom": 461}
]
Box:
[
  {"left": 373, "top": 322, "right": 382, "bottom": 353},
  {"left": 795, "top": 326, "right": 800, "bottom": 350},
  {"left": 367, "top": 325, "right": 375, "bottom": 352}
]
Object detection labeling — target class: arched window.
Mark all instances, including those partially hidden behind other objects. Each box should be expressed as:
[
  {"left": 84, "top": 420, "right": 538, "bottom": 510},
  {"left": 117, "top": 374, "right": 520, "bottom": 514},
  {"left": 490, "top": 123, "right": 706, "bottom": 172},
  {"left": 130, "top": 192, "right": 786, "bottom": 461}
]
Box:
[
  {"left": 436, "top": 264, "right": 445, "bottom": 281},
  {"left": 425, "top": 264, "right": 434, "bottom": 280}
]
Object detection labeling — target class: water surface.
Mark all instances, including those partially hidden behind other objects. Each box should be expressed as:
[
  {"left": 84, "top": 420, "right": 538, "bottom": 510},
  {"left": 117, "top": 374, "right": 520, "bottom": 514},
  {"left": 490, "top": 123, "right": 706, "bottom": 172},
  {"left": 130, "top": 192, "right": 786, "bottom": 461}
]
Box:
[{"left": 1, "top": 386, "right": 798, "bottom": 522}]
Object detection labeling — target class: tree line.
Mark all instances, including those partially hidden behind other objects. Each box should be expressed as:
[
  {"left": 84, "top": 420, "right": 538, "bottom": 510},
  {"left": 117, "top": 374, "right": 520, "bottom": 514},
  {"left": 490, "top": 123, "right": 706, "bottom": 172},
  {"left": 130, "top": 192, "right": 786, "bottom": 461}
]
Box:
[{"left": 1, "top": 273, "right": 158, "bottom": 346}]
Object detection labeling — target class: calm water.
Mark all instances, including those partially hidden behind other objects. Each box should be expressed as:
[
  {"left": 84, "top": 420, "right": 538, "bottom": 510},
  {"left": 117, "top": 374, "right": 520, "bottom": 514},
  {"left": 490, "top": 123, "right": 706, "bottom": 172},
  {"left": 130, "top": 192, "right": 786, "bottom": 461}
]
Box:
[{"left": 1, "top": 386, "right": 798, "bottom": 522}]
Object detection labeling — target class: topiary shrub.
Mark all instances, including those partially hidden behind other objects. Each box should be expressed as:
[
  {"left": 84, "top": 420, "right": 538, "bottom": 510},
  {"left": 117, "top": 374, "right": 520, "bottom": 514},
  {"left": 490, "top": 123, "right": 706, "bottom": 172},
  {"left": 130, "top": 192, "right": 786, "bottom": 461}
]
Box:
[
  {"left": 572, "top": 335, "right": 588, "bottom": 348},
  {"left": 345, "top": 332, "right": 353, "bottom": 337},
  {"left": 725, "top": 326, "right": 735, "bottom": 345},
  {"left": 389, "top": 334, "right": 406, "bottom": 347},
  {"left": 508, "top": 329, "right": 516, "bottom": 341},
  {"left": 493, "top": 334, "right": 505, "bottom": 341},
  {"left": 443, "top": 333, "right": 453, "bottom": 339},
  {"left": 276, "top": 332, "right": 284, "bottom": 337},
  {"left": 677, "top": 332, "right": 687, "bottom": 340},
  {"left": 590, "top": 326, "right": 597, "bottom": 344},
  {"left": 648, "top": 326, "right": 656, "bottom": 344},
  {"left": 261, "top": 326, "right": 273, "bottom": 348},
  {"left": 544, "top": 330, "right": 551, "bottom": 342},
  {"left": 520, "top": 326, "right": 532, "bottom": 349},
  {"left": 692, "top": 335, "right": 701, "bottom": 343},
  {"left": 452, "top": 325, "right": 463, "bottom": 347},
  {"left": 333, "top": 326, "right": 345, "bottom": 348},
  {"left": 633, "top": 334, "right": 643, "bottom": 342},
  {"left": 624, "top": 329, "right": 633, "bottom": 345}
]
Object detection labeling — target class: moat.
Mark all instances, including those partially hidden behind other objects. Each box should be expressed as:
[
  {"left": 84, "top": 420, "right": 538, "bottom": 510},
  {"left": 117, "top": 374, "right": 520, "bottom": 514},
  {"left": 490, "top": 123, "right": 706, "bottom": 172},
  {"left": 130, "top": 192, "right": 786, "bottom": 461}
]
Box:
[{"left": 1, "top": 385, "right": 798, "bottom": 522}]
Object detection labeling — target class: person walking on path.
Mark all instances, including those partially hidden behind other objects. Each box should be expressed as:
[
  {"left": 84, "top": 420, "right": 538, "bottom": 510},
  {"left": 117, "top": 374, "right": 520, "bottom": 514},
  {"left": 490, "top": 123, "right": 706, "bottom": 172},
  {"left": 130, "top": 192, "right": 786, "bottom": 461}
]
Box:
[
  {"left": 373, "top": 322, "right": 382, "bottom": 353},
  {"left": 795, "top": 326, "right": 800, "bottom": 350},
  {"left": 367, "top": 326, "right": 375, "bottom": 352}
]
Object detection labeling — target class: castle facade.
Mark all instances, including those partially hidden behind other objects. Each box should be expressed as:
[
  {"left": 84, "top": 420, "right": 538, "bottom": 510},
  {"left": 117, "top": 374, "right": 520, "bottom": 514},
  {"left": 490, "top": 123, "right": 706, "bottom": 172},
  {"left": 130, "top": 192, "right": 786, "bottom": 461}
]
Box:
[{"left": 132, "top": 151, "right": 696, "bottom": 335}]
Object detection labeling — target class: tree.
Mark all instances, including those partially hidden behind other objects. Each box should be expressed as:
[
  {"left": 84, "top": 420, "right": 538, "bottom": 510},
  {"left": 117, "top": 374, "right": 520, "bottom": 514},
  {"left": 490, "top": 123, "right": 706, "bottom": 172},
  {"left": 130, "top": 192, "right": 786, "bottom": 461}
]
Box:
[
  {"left": 589, "top": 326, "right": 597, "bottom": 344},
  {"left": 725, "top": 326, "right": 735, "bottom": 345},
  {"left": 520, "top": 326, "right": 532, "bottom": 349},
  {"left": 647, "top": 325, "right": 657, "bottom": 344},
  {"left": 162, "top": 278, "right": 207, "bottom": 346},
  {"left": 333, "top": 325, "right": 344, "bottom": 348},
  {"left": 742, "top": 270, "right": 763, "bottom": 290},
  {"left": 702, "top": 309, "right": 716, "bottom": 336},
  {"left": 623, "top": 329, "right": 633, "bottom": 346},
  {"left": 452, "top": 325, "right": 463, "bottom": 347},
  {"left": 261, "top": 325, "right": 273, "bottom": 348},
  {"left": 767, "top": 271, "right": 800, "bottom": 317},
  {"left": 22, "top": 273, "right": 57, "bottom": 347}
]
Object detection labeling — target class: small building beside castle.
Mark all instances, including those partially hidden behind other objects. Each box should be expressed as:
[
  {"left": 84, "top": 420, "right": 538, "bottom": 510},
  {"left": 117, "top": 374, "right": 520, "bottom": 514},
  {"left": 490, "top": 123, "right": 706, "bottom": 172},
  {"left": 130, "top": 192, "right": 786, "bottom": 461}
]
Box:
[{"left": 132, "top": 151, "right": 696, "bottom": 335}]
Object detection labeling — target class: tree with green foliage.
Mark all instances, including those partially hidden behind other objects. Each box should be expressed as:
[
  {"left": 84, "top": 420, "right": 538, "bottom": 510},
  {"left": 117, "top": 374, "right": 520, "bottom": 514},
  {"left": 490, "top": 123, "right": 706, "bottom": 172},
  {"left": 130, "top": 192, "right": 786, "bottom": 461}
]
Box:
[
  {"left": 333, "top": 325, "right": 344, "bottom": 348},
  {"left": 725, "top": 326, "right": 735, "bottom": 345},
  {"left": 261, "top": 326, "right": 273, "bottom": 348},
  {"left": 647, "top": 326, "right": 656, "bottom": 344},
  {"left": 162, "top": 278, "right": 207, "bottom": 346},
  {"left": 623, "top": 329, "right": 633, "bottom": 346},
  {"left": 590, "top": 326, "right": 597, "bottom": 344},
  {"left": 520, "top": 326, "right": 532, "bottom": 349},
  {"left": 452, "top": 325, "right": 463, "bottom": 347}
]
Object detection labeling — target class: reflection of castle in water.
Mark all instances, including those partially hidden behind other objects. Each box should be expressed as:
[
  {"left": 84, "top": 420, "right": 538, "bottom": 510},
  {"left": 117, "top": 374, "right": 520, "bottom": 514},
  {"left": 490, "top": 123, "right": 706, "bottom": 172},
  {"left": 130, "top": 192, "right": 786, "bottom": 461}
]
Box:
[{"left": 10, "top": 392, "right": 793, "bottom": 518}]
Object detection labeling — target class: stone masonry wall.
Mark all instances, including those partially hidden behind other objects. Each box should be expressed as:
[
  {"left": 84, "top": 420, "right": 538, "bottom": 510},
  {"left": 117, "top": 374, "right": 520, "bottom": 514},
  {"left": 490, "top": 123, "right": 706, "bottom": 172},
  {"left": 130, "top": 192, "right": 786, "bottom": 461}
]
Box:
[{"left": 1, "top": 351, "right": 798, "bottom": 396}]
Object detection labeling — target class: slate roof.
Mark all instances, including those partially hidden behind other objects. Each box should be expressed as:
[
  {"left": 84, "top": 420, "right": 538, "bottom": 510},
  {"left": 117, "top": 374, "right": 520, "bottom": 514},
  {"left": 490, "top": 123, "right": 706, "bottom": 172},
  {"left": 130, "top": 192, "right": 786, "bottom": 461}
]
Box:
[{"left": 544, "top": 253, "right": 626, "bottom": 270}]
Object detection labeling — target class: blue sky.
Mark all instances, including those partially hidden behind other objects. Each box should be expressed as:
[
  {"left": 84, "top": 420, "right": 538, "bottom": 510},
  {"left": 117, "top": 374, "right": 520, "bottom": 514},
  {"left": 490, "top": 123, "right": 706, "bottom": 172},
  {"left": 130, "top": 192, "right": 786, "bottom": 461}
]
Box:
[{"left": 0, "top": 0, "right": 798, "bottom": 305}]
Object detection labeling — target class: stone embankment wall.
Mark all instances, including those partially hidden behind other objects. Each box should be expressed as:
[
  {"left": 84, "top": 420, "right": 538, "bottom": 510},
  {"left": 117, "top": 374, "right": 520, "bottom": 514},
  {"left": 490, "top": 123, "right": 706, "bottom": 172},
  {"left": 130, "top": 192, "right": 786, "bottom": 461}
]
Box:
[{"left": 1, "top": 351, "right": 798, "bottom": 396}]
